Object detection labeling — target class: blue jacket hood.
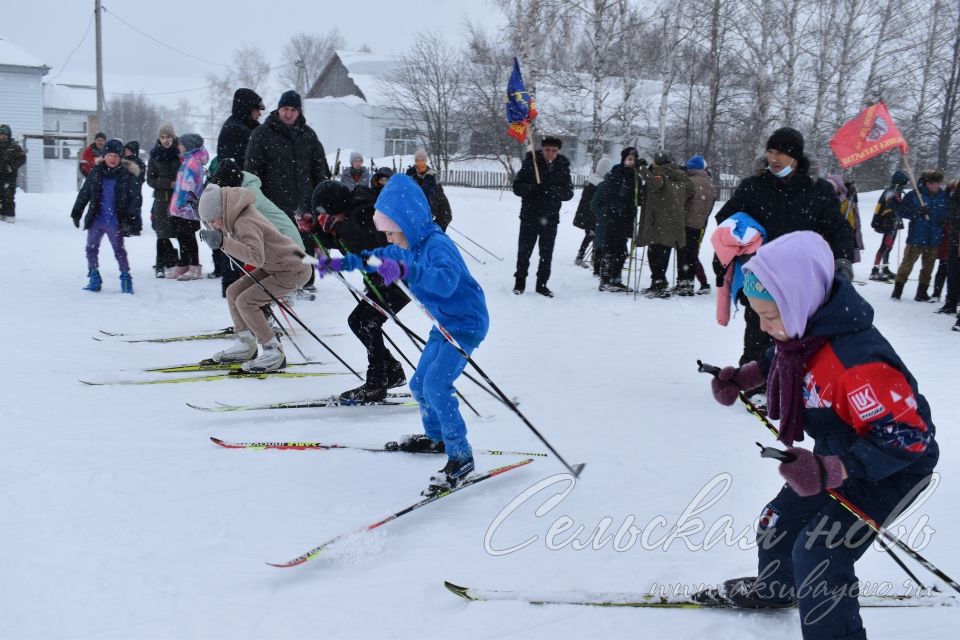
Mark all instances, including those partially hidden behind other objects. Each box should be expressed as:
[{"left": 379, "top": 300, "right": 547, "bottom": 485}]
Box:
[
  {"left": 806, "top": 276, "right": 874, "bottom": 338},
  {"left": 374, "top": 173, "right": 439, "bottom": 248}
]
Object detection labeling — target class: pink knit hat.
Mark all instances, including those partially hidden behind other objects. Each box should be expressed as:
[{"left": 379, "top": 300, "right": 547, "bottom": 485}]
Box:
[{"left": 372, "top": 210, "right": 401, "bottom": 232}]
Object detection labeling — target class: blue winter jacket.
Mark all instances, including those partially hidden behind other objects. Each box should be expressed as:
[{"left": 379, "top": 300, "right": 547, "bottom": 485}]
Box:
[
  {"left": 898, "top": 186, "right": 949, "bottom": 246},
  {"left": 368, "top": 174, "right": 489, "bottom": 347}
]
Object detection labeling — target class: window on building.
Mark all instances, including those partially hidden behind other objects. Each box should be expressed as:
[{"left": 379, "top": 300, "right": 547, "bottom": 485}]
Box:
[
  {"left": 383, "top": 127, "right": 419, "bottom": 157},
  {"left": 43, "top": 136, "right": 58, "bottom": 159}
]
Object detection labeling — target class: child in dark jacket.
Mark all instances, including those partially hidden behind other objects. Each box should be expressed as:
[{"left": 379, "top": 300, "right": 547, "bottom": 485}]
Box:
[
  {"left": 707, "top": 231, "right": 938, "bottom": 640},
  {"left": 71, "top": 139, "right": 143, "bottom": 294},
  {"left": 315, "top": 174, "right": 489, "bottom": 495}
]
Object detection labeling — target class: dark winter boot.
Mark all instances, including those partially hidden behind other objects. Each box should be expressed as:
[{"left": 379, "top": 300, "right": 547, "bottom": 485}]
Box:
[
  {"left": 869, "top": 266, "right": 883, "bottom": 281},
  {"left": 676, "top": 279, "right": 694, "bottom": 296},
  {"left": 119, "top": 271, "right": 133, "bottom": 294},
  {"left": 936, "top": 302, "right": 957, "bottom": 314},
  {"left": 603, "top": 281, "right": 633, "bottom": 293},
  {"left": 891, "top": 281, "right": 905, "bottom": 300},
  {"left": 914, "top": 283, "right": 930, "bottom": 302},
  {"left": 339, "top": 383, "right": 388, "bottom": 404},
  {"left": 513, "top": 276, "right": 525, "bottom": 295},
  {"left": 422, "top": 455, "right": 475, "bottom": 496},
  {"left": 641, "top": 279, "right": 671, "bottom": 299},
  {"left": 384, "top": 359, "right": 407, "bottom": 389},
  {"left": 535, "top": 281, "right": 554, "bottom": 297},
  {"left": 691, "top": 577, "right": 796, "bottom": 609},
  {"left": 154, "top": 265, "right": 166, "bottom": 279},
  {"left": 880, "top": 266, "right": 896, "bottom": 281},
  {"left": 385, "top": 434, "right": 445, "bottom": 453},
  {"left": 83, "top": 269, "right": 102, "bottom": 292},
  {"left": 696, "top": 282, "right": 711, "bottom": 295}
]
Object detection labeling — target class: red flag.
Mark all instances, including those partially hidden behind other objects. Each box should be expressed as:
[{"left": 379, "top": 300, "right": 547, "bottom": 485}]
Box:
[{"left": 829, "top": 102, "right": 908, "bottom": 169}]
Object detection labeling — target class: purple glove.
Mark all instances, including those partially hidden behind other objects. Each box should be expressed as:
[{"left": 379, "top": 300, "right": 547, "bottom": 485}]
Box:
[
  {"left": 710, "top": 361, "right": 765, "bottom": 406},
  {"left": 314, "top": 255, "right": 342, "bottom": 278},
  {"left": 779, "top": 447, "right": 844, "bottom": 497},
  {"left": 377, "top": 257, "right": 407, "bottom": 286}
]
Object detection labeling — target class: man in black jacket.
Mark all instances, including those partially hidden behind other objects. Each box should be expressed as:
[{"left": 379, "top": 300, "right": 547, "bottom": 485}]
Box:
[
  {"left": 511, "top": 135, "right": 574, "bottom": 297},
  {"left": 304, "top": 180, "right": 408, "bottom": 402},
  {"left": 217, "top": 88, "right": 263, "bottom": 164},
  {"left": 245, "top": 89, "right": 330, "bottom": 292},
  {"left": 715, "top": 127, "right": 855, "bottom": 367}
]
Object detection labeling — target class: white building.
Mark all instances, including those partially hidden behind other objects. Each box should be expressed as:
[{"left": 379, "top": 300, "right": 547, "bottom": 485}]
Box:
[
  {"left": 43, "top": 82, "right": 96, "bottom": 161},
  {"left": 0, "top": 37, "right": 48, "bottom": 191}
]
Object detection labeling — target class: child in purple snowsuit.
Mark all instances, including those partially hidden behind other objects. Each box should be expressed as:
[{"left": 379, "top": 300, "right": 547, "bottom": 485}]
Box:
[{"left": 71, "top": 139, "right": 143, "bottom": 293}]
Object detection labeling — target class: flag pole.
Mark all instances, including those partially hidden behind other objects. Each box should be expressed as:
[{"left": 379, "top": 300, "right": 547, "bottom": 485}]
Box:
[
  {"left": 526, "top": 123, "right": 541, "bottom": 184},
  {"left": 900, "top": 150, "right": 926, "bottom": 208}
]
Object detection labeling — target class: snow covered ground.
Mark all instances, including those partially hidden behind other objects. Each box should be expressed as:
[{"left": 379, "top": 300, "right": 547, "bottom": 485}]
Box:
[{"left": 1, "top": 184, "right": 957, "bottom": 639}]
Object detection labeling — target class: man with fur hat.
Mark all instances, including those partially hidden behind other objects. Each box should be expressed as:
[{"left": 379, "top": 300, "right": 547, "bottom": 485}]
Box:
[
  {"left": 636, "top": 149, "right": 694, "bottom": 297},
  {"left": 245, "top": 89, "right": 330, "bottom": 296},
  {"left": 511, "top": 135, "right": 574, "bottom": 297},
  {"left": 197, "top": 183, "right": 312, "bottom": 372},
  {"left": 0, "top": 124, "right": 26, "bottom": 222},
  {"left": 891, "top": 169, "right": 949, "bottom": 301},
  {"left": 713, "top": 126, "right": 855, "bottom": 369}
]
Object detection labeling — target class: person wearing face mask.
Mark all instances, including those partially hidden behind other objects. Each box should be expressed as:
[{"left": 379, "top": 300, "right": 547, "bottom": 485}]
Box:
[{"left": 713, "top": 127, "right": 855, "bottom": 373}]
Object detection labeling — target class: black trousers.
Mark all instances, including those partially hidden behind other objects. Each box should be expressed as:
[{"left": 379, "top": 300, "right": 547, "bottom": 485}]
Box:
[
  {"left": 647, "top": 243, "right": 672, "bottom": 283},
  {"left": 942, "top": 237, "right": 960, "bottom": 306},
  {"left": 0, "top": 179, "right": 16, "bottom": 216},
  {"left": 347, "top": 283, "right": 410, "bottom": 386},
  {"left": 677, "top": 227, "right": 703, "bottom": 281},
  {"left": 514, "top": 218, "right": 558, "bottom": 285},
  {"left": 156, "top": 239, "right": 178, "bottom": 269},
  {"left": 602, "top": 235, "right": 629, "bottom": 284}
]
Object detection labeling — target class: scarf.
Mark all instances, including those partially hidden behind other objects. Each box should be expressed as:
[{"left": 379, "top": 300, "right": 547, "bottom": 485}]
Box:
[{"left": 766, "top": 334, "right": 828, "bottom": 446}]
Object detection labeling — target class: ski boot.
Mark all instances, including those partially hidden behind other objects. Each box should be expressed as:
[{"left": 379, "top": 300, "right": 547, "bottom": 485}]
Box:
[
  {"left": 676, "top": 279, "right": 694, "bottom": 297},
  {"left": 603, "top": 281, "right": 633, "bottom": 293},
  {"left": 696, "top": 282, "right": 711, "bottom": 295},
  {"left": 119, "top": 271, "right": 133, "bottom": 294},
  {"left": 880, "top": 266, "right": 896, "bottom": 281},
  {"left": 384, "top": 359, "right": 407, "bottom": 389},
  {"left": 339, "top": 383, "right": 388, "bottom": 404},
  {"left": 691, "top": 577, "right": 796, "bottom": 609},
  {"left": 83, "top": 269, "right": 102, "bottom": 292},
  {"left": 241, "top": 336, "right": 286, "bottom": 372},
  {"left": 422, "top": 456, "right": 475, "bottom": 496},
  {"left": 869, "top": 266, "right": 883, "bottom": 281},
  {"left": 535, "top": 282, "right": 554, "bottom": 298},
  {"left": 385, "top": 434, "right": 445, "bottom": 453},
  {"left": 641, "top": 279, "right": 671, "bottom": 299},
  {"left": 211, "top": 330, "right": 258, "bottom": 363}
]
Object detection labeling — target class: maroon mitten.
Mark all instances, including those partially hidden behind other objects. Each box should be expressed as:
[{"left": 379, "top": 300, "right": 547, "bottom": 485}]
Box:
[
  {"left": 710, "top": 361, "right": 764, "bottom": 406},
  {"left": 778, "top": 447, "right": 844, "bottom": 497}
]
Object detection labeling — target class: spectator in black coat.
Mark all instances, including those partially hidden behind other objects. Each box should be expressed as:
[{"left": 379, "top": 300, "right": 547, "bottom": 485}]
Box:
[
  {"left": 406, "top": 147, "right": 452, "bottom": 230},
  {"left": 573, "top": 156, "right": 612, "bottom": 272},
  {"left": 594, "top": 147, "right": 641, "bottom": 292},
  {"left": 245, "top": 89, "right": 330, "bottom": 291},
  {"left": 122, "top": 141, "right": 146, "bottom": 186},
  {"left": 714, "top": 126, "right": 854, "bottom": 369},
  {"left": 218, "top": 88, "right": 263, "bottom": 164},
  {"left": 511, "top": 135, "right": 574, "bottom": 297}
]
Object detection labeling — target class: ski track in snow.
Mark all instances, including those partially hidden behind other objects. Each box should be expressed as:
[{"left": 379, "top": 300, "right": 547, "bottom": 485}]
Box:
[{"left": 0, "top": 186, "right": 956, "bottom": 639}]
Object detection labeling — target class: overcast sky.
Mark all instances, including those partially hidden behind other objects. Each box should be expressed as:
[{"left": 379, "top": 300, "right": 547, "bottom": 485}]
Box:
[{"left": 5, "top": 0, "right": 504, "bottom": 107}]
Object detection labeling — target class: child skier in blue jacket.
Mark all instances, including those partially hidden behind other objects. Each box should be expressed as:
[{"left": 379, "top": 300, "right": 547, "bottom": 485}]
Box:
[{"left": 316, "top": 174, "right": 489, "bottom": 495}]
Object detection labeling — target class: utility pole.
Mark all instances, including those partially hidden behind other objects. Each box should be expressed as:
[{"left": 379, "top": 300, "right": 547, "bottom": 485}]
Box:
[{"left": 95, "top": 0, "right": 105, "bottom": 132}]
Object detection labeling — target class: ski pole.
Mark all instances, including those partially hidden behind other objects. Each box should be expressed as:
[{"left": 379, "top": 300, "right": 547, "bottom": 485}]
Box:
[
  {"left": 451, "top": 238, "right": 486, "bottom": 265},
  {"left": 697, "top": 360, "right": 956, "bottom": 594},
  {"left": 220, "top": 252, "right": 363, "bottom": 380},
  {"left": 447, "top": 224, "right": 504, "bottom": 261},
  {"left": 313, "top": 246, "right": 483, "bottom": 418},
  {"left": 370, "top": 257, "right": 585, "bottom": 477}
]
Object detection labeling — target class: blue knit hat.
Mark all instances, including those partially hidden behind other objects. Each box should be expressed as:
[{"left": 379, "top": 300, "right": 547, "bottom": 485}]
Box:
[
  {"left": 686, "top": 154, "right": 706, "bottom": 170},
  {"left": 742, "top": 271, "right": 774, "bottom": 301},
  {"left": 104, "top": 139, "right": 124, "bottom": 156}
]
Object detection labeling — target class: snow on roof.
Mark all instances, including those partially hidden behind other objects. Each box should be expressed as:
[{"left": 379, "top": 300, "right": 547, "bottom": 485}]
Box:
[
  {"left": 0, "top": 37, "right": 48, "bottom": 70},
  {"left": 332, "top": 50, "right": 400, "bottom": 105},
  {"left": 43, "top": 83, "right": 96, "bottom": 112}
]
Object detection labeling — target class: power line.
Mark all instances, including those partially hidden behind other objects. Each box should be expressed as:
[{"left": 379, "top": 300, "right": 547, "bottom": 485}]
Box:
[
  {"left": 47, "top": 8, "right": 96, "bottom": 82},
  {"left": 101, "top": 3, "right": 230, "bottom": 68},
  {"left": 103, "top": 62, "right": 295, "bottom": 97}
]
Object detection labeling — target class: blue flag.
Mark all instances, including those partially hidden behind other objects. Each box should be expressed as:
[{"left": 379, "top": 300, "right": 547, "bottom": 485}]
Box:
[{"left": 506, "top": 57, "right": 537, "bottom": 142}]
